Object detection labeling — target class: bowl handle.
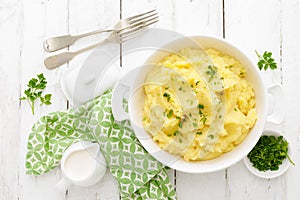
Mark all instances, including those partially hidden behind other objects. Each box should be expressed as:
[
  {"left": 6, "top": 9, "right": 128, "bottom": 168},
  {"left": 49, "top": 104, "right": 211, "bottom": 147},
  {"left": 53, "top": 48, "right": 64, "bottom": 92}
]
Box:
[
  {"left": 266, "top": 84, "right": 285, "bottom": 124},
  {"left": 111, "top": 82, "right": 130, "bottom": 121}
]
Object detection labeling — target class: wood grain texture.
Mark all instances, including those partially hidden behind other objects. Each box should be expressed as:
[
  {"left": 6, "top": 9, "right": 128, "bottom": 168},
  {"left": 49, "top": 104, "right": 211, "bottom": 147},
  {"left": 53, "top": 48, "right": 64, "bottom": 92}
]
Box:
[
  {"left": 224, "top": 0, "right": 282, "bottom": 85},
  {"left": 282, "top": 0, "right": 300, "bottom": 199},
  {"left": 2, "top": 0, "right": 300, "bottom": 199},
  {"left": 168, "top": 1, "right": 227, "bottom": 200},
  {"left": 66, "top": 0, "right": 120, "bottom": 198},
  {"left": 0, "top": 1, "right": 22, "bottom": 200},
  {"left": 225, "top": 0, "right": 285, "bottom": 199},
  {"left": 121, "top": 1, "right": 226, "bottom": 200},
  {"left": 120, "top": 0, "right": 177, "bottom": 194},
  {"left": 18, "top": 0, "right": 69, "bottom": 200}
]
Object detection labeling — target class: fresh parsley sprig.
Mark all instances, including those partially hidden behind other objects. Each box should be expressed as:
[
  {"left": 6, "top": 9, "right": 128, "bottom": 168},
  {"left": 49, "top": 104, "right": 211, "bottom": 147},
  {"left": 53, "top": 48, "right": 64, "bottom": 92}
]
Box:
[
  {"left": 20, "top": 73, "right": 52, "bottom": 115},
  {"left": 255, "top": 50, "right": 278, "bottom": 70}
]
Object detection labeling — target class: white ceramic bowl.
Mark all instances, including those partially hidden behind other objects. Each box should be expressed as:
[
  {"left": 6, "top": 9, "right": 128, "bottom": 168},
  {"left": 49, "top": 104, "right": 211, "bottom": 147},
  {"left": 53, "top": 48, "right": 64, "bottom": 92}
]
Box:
[
  {"left": 112, "top": 36, "right": 284, "bottom": 173},
  {"left": 243, "top": 129, "right": 292, "bottom": 179}
]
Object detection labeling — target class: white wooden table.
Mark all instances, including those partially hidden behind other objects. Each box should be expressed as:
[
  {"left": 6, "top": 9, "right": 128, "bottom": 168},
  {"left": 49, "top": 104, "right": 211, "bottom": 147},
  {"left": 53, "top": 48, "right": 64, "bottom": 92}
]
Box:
[{"left": 1, "top": 0, "right": 300, "bottom": 199}]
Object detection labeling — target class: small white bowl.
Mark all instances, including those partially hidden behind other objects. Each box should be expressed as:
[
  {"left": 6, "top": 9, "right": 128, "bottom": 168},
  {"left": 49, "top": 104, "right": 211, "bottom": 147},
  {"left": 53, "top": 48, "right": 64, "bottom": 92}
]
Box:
[{"left": 243, "top": 129, "right": 292, "bottom": 179}]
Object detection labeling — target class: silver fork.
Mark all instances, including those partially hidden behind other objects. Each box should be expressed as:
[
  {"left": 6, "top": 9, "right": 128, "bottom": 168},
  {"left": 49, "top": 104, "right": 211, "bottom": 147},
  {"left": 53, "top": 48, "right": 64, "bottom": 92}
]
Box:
[
  {"left": 44, "top": 9, "right": 157, "bottom": 52},
  {"left": 44, "top": 15, "right": 158, "bottom": 70}
]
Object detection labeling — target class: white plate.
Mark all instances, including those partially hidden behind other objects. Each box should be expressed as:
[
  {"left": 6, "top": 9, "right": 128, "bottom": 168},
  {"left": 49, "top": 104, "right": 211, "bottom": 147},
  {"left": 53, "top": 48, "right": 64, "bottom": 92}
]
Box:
[{"left": 243, "top": 129, "right": 292, "bottom": 179}]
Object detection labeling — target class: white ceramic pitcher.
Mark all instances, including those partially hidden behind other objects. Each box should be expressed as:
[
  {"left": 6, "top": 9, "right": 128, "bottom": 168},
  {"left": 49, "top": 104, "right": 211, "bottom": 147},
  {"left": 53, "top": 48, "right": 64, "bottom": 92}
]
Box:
[{"left": 55, "top": 141, "right": 107, "bottom": 191}]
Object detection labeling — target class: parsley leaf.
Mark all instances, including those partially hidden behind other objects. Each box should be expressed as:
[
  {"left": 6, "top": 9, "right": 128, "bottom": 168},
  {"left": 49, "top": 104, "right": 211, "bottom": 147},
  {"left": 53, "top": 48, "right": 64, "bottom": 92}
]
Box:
[
  {"left": 208, "top": 135, "right": 214, "bottom": 139},
  {"left": 163, "top": 92, "right": 171, "bottom": 102},
  {"left": 205, "top": 65, "right": 217, "bottom": 82},
  {"left": 19, "top": 73, "right": 52, "bottom": 115},
  {"left": 173, "top": 130, "right": 179, "bottom": 136},
  {"left": 198, "top": 104, "right": 204, "bottom": 109},
  {"left": 255, "top": 50, "right": 278, "bottom": 71},
  {"left": 167, "top": 109, "right": 173, "bottom": 118}
]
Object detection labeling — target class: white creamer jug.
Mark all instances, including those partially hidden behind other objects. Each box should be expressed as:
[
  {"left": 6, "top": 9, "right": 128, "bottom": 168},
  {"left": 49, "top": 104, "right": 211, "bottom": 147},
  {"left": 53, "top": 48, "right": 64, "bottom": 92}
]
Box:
[{"left": 55, "top": 141, "right": 106, "bottom": 191}]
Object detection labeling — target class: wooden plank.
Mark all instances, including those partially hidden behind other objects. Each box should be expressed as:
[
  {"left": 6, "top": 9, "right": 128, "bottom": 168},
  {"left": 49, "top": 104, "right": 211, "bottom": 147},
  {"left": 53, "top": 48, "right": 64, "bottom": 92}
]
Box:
[
  {"left": 282, "top": 0, "right": 300, "bottom": 199},
  {"left": 18, "top": 0, "right": 69, "bottom": 200},
  {"left": 177, "top": 171, "right": 228, "bottom": 200},
  {"left": 224, "top": 0, "right": 285, "bottom": 199},
  {"left": 121, "top": 1, "right": 225, "bottom": 200},
  {"left": 66, "top": 0, "right": 120, "bottom": 199},
  {"left": 171, "top": 1, "right": 226, "bottom": 199},
  {"left": 167, "top": 0, "right": 223, "bottom": 37},
  {"left": 19, "top": 0, "right": 121, "bottom": 199},
  {"left": 120, "top": 0, "right": 177, "bottom": 193},
  {"left": 120, "top": 0, "right": 177, "bottom": 196},
  {"left": 66, "top": 172, "right": 120, "bottom": 200},
  {"left": 0, "top": 1, "right": 22, "bottom": 200},
  {"left": 224, "top": 0, "right": 282, "bottom": 85}
]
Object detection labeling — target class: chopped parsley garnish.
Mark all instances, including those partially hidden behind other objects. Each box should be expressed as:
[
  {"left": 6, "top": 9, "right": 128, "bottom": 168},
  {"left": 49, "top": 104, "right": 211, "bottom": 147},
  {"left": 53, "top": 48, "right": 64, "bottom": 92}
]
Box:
[
  {"left": 179, "top": 138, "right": 183, "bottom": 143},
  {"left": 198, "top": 104, "right": 204, "bottom": 115},
  {"left": 197, "top": 103, "right": 206, "bottom": 124},
  {"left": 192, "top": 123, "right": 198, "bottom": 128},
  {"left": 200, "top": 116, "right": 207, "bottom": 124},
  {"left": 173, "top": 131, "right": 179, "bottom": 136},
  {"left": 163, "top": 92, "right": 171, "bottom": 102},
  {"left": 198, "top": 104, "right": 204, "bottom": 109},
  {"left": 195, "top": 80, "right": 200, "bottom": 85},
  {"left": 167, "top": 109, "right": 173, "bottom": 118},
  {"left": 205, "top": 65, "right": 217, "bottom": 82},
  {"left": 178, "top": 115, "right": 187, "bottom": 128},
  {"left": 247, "top": 135, "right": 295, "bottom": 171},
  {"left": 208, "top": 135, "right": 214, "bottom": 139},
  {"left": 178, "top": 121, "right": 183, "bottom": 128},
  {"left": 196, "top": 131, "right": 202, "bottom": 135},
  {"left": 179, "top": 87, "right": 182, "bottom": 91}
]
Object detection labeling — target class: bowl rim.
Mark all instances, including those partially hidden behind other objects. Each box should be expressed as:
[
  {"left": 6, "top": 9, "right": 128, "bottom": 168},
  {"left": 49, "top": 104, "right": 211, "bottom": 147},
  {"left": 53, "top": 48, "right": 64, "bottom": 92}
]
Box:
[{"left": 115, "top": 35, "right": 268, "bottom": 173}]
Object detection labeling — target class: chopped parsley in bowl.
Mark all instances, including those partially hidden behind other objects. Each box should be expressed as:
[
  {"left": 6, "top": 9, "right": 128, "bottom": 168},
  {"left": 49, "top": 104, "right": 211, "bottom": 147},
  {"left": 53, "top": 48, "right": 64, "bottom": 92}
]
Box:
[{"left": 244, "top": 129, "right": 295, "bottom": 179}]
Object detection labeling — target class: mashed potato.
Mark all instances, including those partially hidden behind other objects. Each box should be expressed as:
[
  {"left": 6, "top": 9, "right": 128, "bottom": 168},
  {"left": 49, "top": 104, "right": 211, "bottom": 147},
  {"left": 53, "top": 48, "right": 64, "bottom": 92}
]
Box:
[{"left": 142, "top": 48, "right": 257, "bottom": 161}]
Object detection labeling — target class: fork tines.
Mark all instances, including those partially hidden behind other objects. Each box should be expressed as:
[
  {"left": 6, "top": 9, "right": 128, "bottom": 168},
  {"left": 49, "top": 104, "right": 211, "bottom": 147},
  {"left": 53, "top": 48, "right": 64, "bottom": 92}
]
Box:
[
  {"left": 127, "top": 9, "right": 156, "bottom": 21},
  {"left": 128, "top": 9, "right": 158, "bottom": 25},
  {"left": 118, "top": 10, "right": 159, "bottom": 42}
]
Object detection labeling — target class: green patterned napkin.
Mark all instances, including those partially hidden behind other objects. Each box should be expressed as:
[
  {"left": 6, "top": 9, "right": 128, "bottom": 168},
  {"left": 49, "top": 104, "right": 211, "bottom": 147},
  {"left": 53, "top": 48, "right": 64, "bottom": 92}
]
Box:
[{"left": 26, "top": 90, "right": 177, "bottom": 199}]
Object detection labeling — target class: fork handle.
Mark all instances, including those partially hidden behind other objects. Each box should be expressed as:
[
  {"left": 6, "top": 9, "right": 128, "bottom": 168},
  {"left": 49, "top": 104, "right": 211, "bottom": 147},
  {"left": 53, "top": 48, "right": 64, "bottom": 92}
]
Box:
[
  {"left": 44, "top": 52, "right": 76, "bottom": 70},
  {"left": 44, "top": 39, "right": 107, "bottom": 70},
  {"left": 43, "top": 28, "right": 114, "bottom": 52}
]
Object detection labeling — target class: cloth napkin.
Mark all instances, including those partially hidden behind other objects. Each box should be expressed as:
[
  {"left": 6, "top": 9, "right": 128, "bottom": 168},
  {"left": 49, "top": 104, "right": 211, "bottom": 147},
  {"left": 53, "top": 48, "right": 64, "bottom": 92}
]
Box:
[{"left": 25, "top": 90, "right": 177, "bottom": 199}]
